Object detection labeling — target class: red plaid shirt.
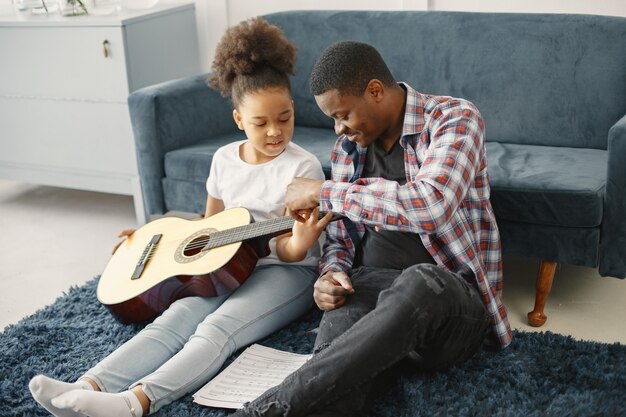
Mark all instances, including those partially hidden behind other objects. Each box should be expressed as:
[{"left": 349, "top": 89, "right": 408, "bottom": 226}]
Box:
[{"left": 319, "top": 83, "right": 512, "bottom": 348}]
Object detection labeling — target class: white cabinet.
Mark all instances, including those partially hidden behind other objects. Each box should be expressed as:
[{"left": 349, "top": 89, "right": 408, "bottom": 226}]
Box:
[{"left": 0, "top": 2, "right": 201, "bottom": 224}]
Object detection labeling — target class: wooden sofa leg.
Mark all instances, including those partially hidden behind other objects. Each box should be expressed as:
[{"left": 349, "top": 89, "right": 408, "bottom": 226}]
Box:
[{"left": 527, "top": 261, "right": 558, "bottom": 327}]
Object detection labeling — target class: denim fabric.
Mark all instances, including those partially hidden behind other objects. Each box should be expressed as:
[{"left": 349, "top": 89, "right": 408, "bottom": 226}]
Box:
[
  {"left": 234, "top": 264, "right": 490, "bottom": 417},
  {"left": 82, "top": 264, "right": 317, "bottom": 413}
]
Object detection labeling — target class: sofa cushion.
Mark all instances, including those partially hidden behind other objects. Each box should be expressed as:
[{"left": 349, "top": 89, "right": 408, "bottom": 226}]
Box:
[
  {"left": 164, "top": 127, "right": 337, "bottom": 183},
  {"left": 497, "top": 219, "right": 600, "bottom": 267},
  {"left": 486, "top": 142, "right": 606, "bottom": 228},
  {"left": 162, "top": 177, "right": 208, "bottom": 214},
  {"left": 163, "top": 134, "right": 237, "bottom": 183},
  {"left": 164, "top": 133, "right": 606, "bottom": 229}
]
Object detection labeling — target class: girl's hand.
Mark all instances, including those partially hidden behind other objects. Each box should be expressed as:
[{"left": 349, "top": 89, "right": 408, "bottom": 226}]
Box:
[
  {"left": 290, "top": 207, "right": 334, "bottom": 254},
  {"left": 112, "top": 229, "right": 135, "bottom": 254},
  {"left": 276, "top": 207, "right": 333, "bottom": 262}
]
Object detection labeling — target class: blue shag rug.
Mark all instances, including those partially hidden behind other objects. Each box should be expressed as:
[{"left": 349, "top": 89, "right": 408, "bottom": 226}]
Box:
[{"left": 1, "top": 278, "right": 625, "bottom": 417}]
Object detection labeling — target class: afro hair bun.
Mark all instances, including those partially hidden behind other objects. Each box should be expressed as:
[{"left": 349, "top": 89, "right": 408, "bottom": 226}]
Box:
[{"left": 209, "top": 17, "right": 297, "bottom": 97}]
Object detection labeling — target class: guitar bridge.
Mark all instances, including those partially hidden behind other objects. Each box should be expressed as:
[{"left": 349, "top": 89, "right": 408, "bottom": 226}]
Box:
[{"left": 131, "top": 234, "right": 162, "bottom": 280}]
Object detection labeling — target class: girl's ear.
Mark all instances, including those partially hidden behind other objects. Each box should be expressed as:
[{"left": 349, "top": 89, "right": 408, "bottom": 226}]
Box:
[{"left": 233, "top": 109, "right": 244, "bottom": 130}]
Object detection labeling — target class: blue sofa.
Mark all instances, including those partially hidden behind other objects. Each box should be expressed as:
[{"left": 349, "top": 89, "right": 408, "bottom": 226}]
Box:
[{"left": 128, "top": 10, "right": 626, "bottom": 326}]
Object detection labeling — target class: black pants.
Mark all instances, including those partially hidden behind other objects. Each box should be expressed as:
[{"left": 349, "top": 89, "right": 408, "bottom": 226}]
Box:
[{"left": 233, "top": 264, "right": 491, "bottom": 417}]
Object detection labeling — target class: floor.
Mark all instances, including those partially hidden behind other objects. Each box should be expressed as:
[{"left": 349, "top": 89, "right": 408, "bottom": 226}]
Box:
[{"left": 1, "top": 179, "right": 625, "bottom": 345}]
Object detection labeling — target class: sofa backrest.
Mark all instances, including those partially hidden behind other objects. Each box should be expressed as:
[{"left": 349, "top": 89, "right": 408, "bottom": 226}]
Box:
[{"left": 264, "top": 11, "right": 626, "bottom": 150}]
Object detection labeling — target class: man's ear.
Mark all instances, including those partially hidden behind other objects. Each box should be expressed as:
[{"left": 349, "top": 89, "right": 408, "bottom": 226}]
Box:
[
  {"left": 366, "top": 79, "right": 385, "bottom": 103},
  {"left": 233, "top": 109, "right": 244, "bottom": 130}
]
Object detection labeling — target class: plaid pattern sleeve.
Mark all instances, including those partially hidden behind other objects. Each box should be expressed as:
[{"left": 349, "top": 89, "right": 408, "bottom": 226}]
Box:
[
  {"left": 319, "top": 141, "right": 363, "bottom": 276},
  {"left": 319, "top": 84, "right": 512, "bottom": 348}
]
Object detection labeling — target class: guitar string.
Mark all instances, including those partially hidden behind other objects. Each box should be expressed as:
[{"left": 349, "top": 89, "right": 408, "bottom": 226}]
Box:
[
  {"left": 138, "top": 217, "right": 296, "bottom": 252},
  {"left": 128, "top": 212, "right": 333, "bottom": 254},
  {"left": 196, "top": 217, "right": 294, "bottom": 250}
]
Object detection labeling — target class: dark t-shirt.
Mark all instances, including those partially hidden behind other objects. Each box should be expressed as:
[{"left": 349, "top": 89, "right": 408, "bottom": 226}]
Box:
[{"left": 353, "top": 139, "right": 436, "bottom": 269}]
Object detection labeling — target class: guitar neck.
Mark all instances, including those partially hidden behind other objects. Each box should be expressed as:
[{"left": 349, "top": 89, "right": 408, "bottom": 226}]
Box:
[{"left": 203, "top": 211, "right": 337, "bottom": 250}]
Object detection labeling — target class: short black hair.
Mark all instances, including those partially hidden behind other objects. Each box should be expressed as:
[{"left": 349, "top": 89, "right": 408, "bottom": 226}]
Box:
[{"left": 310, "top": 41, "right": 396, "bottom": 96}]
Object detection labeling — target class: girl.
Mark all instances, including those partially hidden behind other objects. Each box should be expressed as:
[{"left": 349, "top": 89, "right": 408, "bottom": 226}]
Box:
[{"left": 29, "top": 17, "right": 331, "bottom": 417}]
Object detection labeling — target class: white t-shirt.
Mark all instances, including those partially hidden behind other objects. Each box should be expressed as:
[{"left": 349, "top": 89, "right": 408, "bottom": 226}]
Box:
[{"left": 206, "top": 140, "right": 325, "bottom": 266}]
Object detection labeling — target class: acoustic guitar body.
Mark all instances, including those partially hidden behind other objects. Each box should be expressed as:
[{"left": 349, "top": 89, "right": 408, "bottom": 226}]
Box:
[{"left": 97, "top": 208, "right": 261, "bottom": 324}]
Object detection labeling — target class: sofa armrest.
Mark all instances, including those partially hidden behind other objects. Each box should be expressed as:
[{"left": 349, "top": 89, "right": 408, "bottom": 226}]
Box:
[
  {"left": 128, "top": 73, "right": 236, "bottom": 218},
  {"left": 599, "top": 113, "right": 626, "bottom": 278}
]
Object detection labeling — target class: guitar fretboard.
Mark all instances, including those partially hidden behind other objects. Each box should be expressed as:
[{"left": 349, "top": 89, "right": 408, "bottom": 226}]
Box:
[{"left": 202, "top": 216, "right": 295, "bottom": 250}]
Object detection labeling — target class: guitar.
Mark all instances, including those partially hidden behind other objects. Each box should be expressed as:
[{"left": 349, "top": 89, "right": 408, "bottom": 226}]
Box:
[{"left": 97, "top": 207, "right": 337, "bottom": 324}]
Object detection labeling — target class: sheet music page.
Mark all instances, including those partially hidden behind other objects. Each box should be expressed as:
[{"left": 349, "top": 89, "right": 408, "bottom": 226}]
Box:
[{"left": 193, "top": 344, "right": 311, "bottom": 409}]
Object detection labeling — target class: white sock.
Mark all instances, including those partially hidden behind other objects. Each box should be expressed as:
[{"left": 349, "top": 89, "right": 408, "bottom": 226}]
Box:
[
  {"left": 29, "top": 374, "right": 93, "bottom": 417},
  {"left": 52, "top": 389, "right": 144, "bottom": 417}
]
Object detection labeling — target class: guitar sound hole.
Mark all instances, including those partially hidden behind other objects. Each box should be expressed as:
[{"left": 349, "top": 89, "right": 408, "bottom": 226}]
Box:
[{"left": 183, "top": 235, "right": 209, "bottom": 257}]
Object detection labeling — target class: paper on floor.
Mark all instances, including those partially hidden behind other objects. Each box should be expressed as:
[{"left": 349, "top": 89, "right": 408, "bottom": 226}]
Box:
[{"left": 193, "top": 344, "right": 311, "bottom": 409}]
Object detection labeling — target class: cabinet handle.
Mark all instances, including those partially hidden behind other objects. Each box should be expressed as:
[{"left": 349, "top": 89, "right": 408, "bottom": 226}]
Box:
[{"left": 103, "top": 40, "right": 110, "bottom": 58}]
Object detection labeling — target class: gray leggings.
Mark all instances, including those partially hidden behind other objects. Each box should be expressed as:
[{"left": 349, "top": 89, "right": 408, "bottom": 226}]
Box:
[{"left": 83, "top": 264, "right": 317, "bottom": 413}]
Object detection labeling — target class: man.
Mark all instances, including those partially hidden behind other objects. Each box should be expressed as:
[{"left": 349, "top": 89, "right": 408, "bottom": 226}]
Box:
[{"left": 234, "top": 40, "right": 512, "bottom": 417}]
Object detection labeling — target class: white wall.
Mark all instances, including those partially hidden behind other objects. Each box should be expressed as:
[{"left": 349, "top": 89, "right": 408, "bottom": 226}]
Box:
[{"left": 195, "top": 0, "right": 626, "bottom": 72}]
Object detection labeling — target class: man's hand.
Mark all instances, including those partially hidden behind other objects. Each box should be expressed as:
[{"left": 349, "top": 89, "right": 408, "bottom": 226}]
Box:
[
  {"left": 314, "top": 271, "right": 355, "bottom": 311},
  {"left": 285, "top": 177, "right": 325, "bottom": 222}
]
